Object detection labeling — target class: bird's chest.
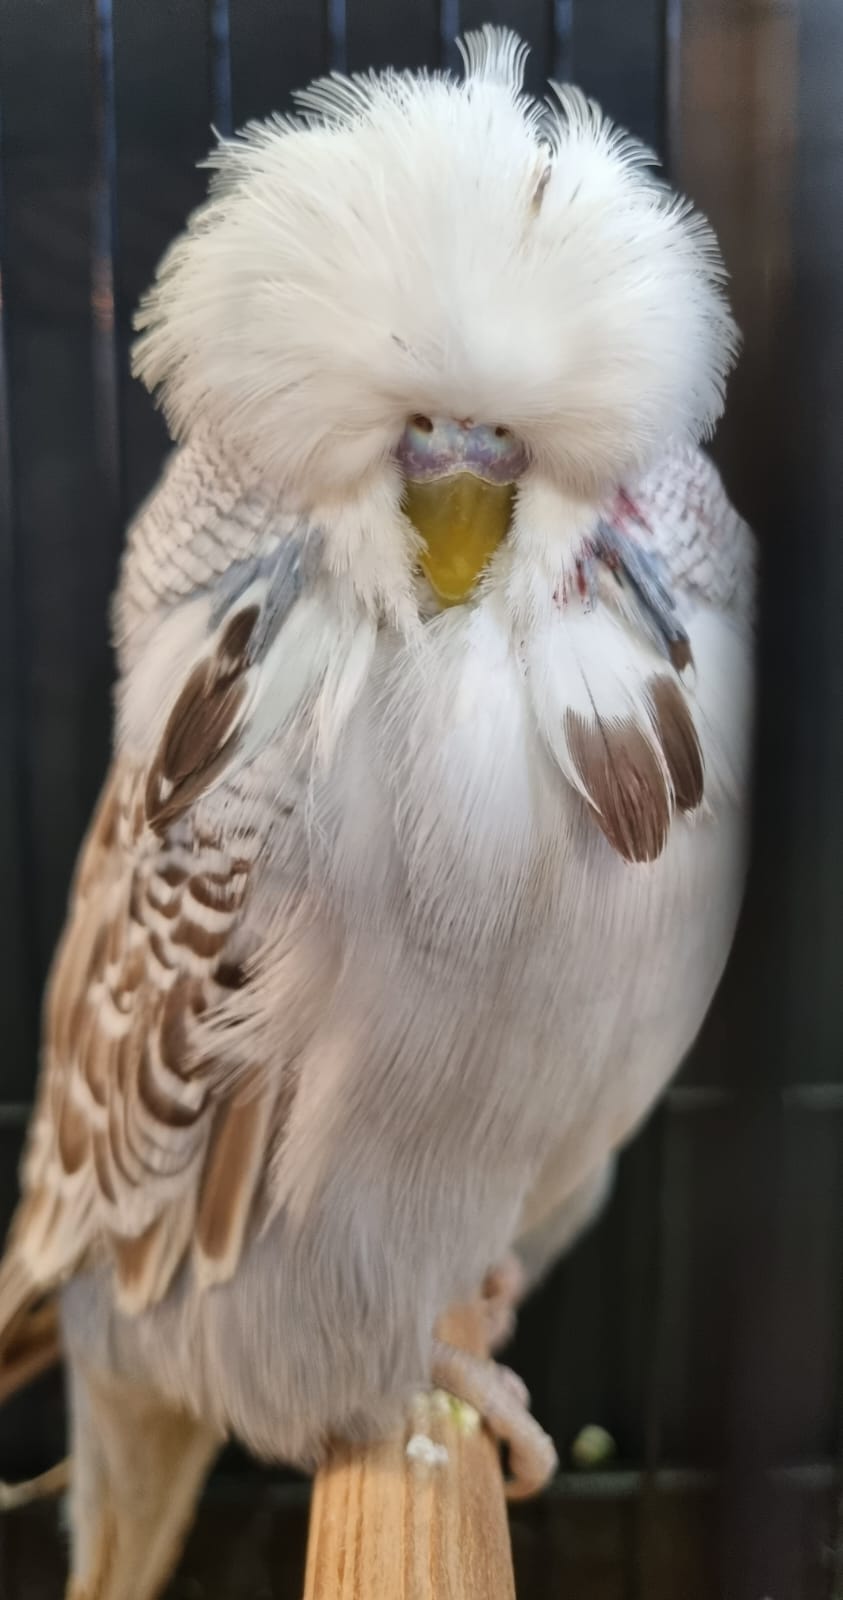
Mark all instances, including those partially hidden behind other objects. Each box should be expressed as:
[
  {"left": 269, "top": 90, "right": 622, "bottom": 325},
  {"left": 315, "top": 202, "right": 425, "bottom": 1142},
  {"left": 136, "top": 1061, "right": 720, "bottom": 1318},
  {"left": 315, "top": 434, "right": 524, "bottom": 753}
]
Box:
[
  {"left": 259, "top": 592, "right": 748, "bottom": 1252},
  {"left": 312, "top": 636, "right": 738, "bottom": 1148}
]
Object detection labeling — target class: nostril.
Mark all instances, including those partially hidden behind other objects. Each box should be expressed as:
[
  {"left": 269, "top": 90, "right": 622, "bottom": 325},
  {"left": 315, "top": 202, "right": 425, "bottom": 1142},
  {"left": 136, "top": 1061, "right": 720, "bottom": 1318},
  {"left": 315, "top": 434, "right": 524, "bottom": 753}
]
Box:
[
  {"left": 494, "top": 426, "right": 511, "bottom": 439},
  {"left": 411, "top": 414, "right": 434, "bottom": 433}
]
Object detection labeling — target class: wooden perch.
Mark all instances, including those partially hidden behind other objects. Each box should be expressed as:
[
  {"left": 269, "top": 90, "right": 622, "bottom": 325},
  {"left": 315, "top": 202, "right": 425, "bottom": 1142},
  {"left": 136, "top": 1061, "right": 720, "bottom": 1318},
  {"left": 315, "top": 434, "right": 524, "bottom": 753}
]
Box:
[{"left": 302, "top": 1302, "right": 515, "bottom": 1600}]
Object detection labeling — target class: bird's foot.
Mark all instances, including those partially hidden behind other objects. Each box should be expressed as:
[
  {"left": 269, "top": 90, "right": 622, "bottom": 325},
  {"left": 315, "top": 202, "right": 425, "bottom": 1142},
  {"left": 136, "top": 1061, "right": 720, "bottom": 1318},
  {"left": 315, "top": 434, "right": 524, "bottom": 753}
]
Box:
[
  {"left": 480, "top": 1251, "right": 526, "bottom": 1352},
  {"left": 430, "top": 1339, "right": 557, "bottom": 1500}
]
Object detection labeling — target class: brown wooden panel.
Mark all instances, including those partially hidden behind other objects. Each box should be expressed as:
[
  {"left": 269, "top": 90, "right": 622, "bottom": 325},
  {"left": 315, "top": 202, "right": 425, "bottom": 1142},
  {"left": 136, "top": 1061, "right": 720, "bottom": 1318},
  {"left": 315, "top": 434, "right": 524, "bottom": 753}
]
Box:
[{"left": 670, "top": 0, "right": 796, "bottom": 520}]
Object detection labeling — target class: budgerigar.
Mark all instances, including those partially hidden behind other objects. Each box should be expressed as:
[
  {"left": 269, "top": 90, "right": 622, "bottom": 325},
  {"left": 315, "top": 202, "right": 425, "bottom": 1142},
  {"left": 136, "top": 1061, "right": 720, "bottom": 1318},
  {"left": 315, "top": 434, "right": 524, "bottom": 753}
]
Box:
[{"left": 0, "top": 29, "right": 754, "bottom": 1599}]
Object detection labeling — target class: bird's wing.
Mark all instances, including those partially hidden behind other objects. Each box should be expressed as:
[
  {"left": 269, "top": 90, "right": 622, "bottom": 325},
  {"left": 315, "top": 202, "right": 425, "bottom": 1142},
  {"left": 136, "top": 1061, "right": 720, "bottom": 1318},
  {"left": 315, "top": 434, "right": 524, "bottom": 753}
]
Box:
[
  {"left": 2, "top": 506, "right": 370, "bottom": 1325},
  {"left": 622, "top": 444, "right": 756, "bottom": 625}
]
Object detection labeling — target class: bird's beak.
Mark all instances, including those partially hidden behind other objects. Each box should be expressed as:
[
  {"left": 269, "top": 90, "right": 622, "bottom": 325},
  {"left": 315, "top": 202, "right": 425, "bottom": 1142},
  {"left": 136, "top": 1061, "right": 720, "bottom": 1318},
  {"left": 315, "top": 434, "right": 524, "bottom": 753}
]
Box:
[
  {"left": 403, "top": 475, "right": 517, "bottom": 606},
  {"left": 397, "top": 416, "right": 528, "bottom": 606}
]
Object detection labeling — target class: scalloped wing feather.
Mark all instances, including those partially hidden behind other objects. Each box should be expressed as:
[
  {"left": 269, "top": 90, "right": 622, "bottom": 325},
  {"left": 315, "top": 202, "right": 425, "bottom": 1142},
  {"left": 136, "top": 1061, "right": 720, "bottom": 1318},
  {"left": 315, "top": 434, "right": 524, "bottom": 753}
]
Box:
[
  {"left": 6, "top": 549, "right": 368, "bottom": 1320},
  {"left": 14, "top": 759, "right": 264, "bottom": 1315},
  {"left": 629, "top": 445, "right": 756, "bottom": 624}
]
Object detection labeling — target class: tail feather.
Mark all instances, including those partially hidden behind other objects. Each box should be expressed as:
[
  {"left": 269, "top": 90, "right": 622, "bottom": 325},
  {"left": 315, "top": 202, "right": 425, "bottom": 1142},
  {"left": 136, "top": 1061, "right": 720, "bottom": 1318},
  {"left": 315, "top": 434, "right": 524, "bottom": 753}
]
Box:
[
  {"left": 0, "top": 1252, "right": 61, "bottom": 1406},
  {"left": 0, "top": 1457, "right": 69, "bottom": 1510}
]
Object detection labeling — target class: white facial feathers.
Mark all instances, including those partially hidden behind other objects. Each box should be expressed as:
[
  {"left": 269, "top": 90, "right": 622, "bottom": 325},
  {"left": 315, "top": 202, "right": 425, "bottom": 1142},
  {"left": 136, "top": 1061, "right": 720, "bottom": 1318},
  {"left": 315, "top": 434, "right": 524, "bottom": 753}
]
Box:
[{"left": 133, "top": 26, "right": 737, "bottom": 507}]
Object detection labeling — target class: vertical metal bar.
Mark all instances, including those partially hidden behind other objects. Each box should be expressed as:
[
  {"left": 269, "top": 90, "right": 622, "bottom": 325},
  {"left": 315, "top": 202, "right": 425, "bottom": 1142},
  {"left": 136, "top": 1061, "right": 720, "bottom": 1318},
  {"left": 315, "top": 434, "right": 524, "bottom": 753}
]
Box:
[
  {"left": 551, "top": 0, "right": 574, "bottom": 82},
  {"left": 641, "top": 1115, "right": 669, "bottom": 1481},
  {"left": 829, "top": 1157, "right": 843, "bottom": 1598},
  {"left": 629, "top": 1111, "right": 671, "bottom": 1600},
  {"left": 0, "top": 116, "right": 14, "bottom": 571},
  {"left": 439, "top": 0, "right": 460, "bottom": 72},
  {"left": 0, "top": 99, "right": 39, "bottom": 1060},
  {"left": 660, "top": 0, "right": 682, "bottom": 173},
  {"left": 207, "top": 0, "right": 233, "bottom": 136},
  {"left": 88, "top": 0, "right": 124, "bottom": 535},
  {"left": 326, "top": 0, "right": 347, "bottom": 73}
]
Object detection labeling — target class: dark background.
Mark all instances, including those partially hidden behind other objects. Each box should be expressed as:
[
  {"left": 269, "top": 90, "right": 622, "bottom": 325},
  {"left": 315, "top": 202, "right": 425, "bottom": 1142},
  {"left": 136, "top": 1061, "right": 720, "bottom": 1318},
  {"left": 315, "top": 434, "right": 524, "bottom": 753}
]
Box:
[{"left": 1, "top": 1, "right": 841, "bottom": 1595}]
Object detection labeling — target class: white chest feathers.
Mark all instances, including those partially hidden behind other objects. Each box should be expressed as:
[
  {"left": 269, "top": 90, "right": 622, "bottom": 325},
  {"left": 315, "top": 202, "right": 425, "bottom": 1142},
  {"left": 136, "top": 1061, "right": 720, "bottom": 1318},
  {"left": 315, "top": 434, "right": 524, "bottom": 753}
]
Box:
[{"left": 312, "top": 591, "right": 751, "bottom": 965}]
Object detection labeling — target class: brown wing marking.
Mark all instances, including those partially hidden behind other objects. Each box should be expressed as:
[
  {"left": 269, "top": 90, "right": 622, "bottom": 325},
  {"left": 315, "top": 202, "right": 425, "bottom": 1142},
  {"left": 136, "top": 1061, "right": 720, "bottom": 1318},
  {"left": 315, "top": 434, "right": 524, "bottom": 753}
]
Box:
[
  {"left": 565, "top": 671, "right": 705, "bottom": 864},
  {"left": 565, "top": 711, "right": 672, "bottom": 865},
  {"left": 144, "top": 605, "right": 259, "bottom": 835},
  {"left": 13, "top": 802, "right": 273, "bottom": 1312},
  {"left": 648, "top": 676, "right": 704, "bottom": 814}
]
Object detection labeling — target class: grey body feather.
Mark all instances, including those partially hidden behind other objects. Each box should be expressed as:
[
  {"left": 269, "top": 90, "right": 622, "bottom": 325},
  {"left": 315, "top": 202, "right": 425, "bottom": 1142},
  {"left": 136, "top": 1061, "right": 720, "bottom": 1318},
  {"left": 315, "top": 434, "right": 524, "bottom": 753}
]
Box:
[{"left": 60, "top": 432, "right": 752, "bottom": 1470}]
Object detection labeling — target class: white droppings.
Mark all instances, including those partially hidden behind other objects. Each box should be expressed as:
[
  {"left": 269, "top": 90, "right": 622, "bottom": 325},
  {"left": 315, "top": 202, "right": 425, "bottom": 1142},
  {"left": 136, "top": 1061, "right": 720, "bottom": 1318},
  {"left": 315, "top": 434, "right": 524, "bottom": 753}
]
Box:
[{"left": 406, "top": 1433, "right": 449, "bottom": 1469}]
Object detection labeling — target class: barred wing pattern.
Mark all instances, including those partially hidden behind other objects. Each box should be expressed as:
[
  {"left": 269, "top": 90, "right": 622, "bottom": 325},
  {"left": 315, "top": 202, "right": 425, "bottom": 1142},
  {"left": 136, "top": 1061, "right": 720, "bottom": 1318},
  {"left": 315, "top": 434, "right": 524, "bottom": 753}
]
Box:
[
  {"left": 16, "top": 757, "right": 262, "bottom": 1317},
  {"left": 8, "top": 504, "right": 336, "bottom": 1319},
  {"left": 633, "top": 444, "right": 756, "bottom": 624}
]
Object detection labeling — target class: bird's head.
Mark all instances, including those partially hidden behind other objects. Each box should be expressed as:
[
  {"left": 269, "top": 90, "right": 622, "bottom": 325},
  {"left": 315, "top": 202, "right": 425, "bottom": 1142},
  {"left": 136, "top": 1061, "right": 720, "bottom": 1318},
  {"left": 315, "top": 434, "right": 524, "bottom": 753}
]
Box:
[{"left": 134, "top": 27, "right": 736, "bottom": 611}]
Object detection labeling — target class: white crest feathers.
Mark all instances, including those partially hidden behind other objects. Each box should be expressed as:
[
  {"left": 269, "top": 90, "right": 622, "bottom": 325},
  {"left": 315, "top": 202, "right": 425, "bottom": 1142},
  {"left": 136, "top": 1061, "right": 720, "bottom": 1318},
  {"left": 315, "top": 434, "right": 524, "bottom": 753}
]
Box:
[{"left": 133, "top": 27, "right": 737, "bottom": 507}]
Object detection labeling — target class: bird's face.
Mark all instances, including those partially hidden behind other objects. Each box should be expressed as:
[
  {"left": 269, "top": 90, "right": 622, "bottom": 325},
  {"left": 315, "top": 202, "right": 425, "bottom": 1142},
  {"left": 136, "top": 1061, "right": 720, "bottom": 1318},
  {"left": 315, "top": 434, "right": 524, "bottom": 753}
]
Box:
[{"left": 134, "top": 27, "right": 736, "bottom": 616}]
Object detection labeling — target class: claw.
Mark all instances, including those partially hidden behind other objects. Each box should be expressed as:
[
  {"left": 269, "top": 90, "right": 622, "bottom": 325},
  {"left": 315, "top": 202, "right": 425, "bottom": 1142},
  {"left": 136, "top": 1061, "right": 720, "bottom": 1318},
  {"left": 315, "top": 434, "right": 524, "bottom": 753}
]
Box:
[{"left": 430, "top": 1340, "right": 557, "bottom": 1500}]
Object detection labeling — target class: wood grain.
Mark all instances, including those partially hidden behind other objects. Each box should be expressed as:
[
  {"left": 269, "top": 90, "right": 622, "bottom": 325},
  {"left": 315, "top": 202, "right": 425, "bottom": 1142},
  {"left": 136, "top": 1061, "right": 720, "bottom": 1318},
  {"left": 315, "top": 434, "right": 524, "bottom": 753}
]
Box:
[{"left": 302, "top": 1303, "right": 515, "bottom": 1600}]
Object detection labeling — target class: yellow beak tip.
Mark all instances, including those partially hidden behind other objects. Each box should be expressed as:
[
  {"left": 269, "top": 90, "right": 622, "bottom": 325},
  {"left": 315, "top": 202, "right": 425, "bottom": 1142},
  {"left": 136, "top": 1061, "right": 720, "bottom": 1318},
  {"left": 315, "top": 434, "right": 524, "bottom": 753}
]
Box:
[{"left": 403, "top": 475, "right": 515, "bottom": 605}]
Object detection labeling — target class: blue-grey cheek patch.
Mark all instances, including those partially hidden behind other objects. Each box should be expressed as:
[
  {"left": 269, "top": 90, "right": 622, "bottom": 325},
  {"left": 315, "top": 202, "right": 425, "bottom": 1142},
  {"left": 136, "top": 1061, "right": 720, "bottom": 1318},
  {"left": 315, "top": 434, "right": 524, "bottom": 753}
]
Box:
[
  {"left": 594, "top": 513, "right": 692, "bottom": 674},
  {"left": 209, "top": 525, "right": 324, "bottom": 662}
]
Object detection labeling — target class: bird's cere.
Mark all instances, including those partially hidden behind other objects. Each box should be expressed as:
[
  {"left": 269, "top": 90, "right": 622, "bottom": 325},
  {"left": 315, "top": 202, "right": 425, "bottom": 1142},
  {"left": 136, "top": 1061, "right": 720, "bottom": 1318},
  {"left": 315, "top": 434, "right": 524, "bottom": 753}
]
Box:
[{"left": 396, "top": 415, "right": 528, "bottom": 487}]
